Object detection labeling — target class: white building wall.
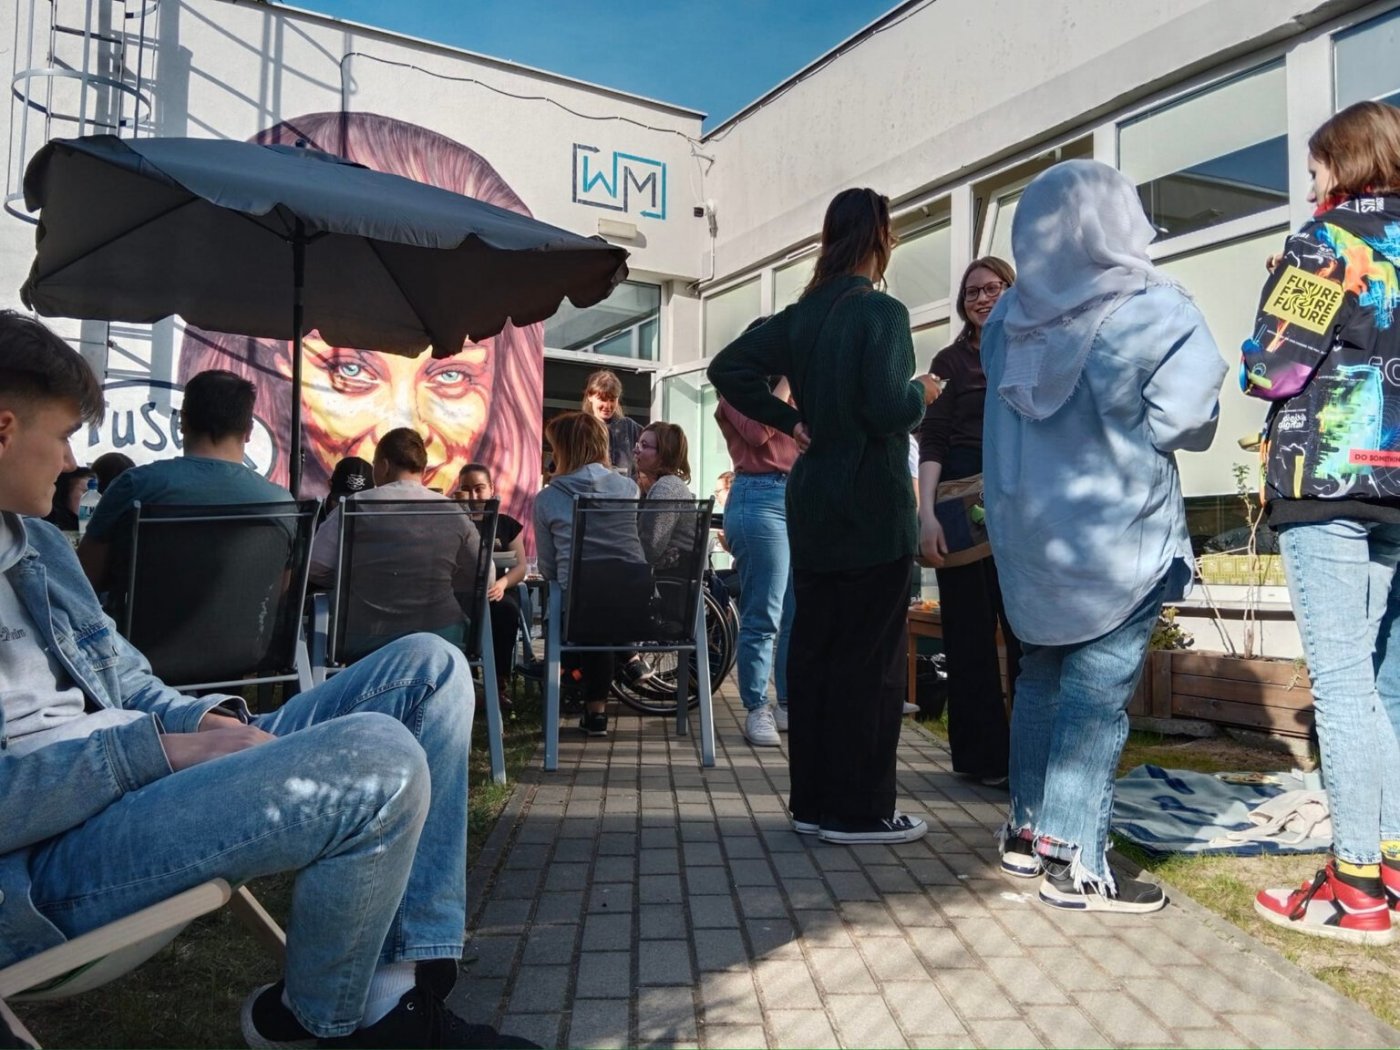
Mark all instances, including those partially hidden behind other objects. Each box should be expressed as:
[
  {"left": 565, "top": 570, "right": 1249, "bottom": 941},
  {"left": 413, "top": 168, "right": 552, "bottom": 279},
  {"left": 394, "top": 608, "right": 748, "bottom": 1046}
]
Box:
[
  {"left": 701, "top": 0, "right": 1366, "bottom": 281},
  {"left": 0, "top": 0, "right": 708, "bottom": 316}
]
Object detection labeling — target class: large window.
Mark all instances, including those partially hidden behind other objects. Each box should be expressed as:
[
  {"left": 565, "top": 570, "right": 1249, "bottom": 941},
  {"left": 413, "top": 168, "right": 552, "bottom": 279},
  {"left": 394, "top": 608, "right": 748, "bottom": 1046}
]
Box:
[
  {"left": 703, "top": 277, "right": 761, "bottom": 357},
  {"left": 885, "top": 223, "right": 952, "bottom": 311},
  {"left": 774, "top": 255, "right": 815, "bottom": 309},
  {"left": 1336, "top": 8, "right": 1400, "bottom": 109},
  {"left": 912, "top": 321, "right": 953, "bottom": 369},
  {"left": 543, "top": 280, "right": 660, "bottom": 360},
  {"left": 1119, "top": 63, "right": 1288, "bottom": 241},
  {"left": 984, "top": 191, "right": 1022, "bottom": 266}
]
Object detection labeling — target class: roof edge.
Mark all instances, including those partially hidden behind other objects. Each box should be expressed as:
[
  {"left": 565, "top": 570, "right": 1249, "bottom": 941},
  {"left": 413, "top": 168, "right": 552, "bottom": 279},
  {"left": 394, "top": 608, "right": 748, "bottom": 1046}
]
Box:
[
  {"left": 244, "top": 0, "right": 708, "bottom": 122},
  {"left": 702, "top": 0, "right": 920, "bottom": 140}
]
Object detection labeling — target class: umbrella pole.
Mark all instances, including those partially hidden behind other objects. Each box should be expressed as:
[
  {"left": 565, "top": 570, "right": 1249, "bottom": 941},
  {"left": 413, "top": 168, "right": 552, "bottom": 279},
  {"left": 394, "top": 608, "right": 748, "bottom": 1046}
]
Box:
[{"left": 289, "top": 225, "right": 305, "bottom": 497}]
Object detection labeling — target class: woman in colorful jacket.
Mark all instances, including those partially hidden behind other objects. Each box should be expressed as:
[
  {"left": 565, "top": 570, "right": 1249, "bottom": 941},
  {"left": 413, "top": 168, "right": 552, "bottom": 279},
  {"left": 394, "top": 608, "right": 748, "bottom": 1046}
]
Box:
[{"left": 1242, "top": 101, "right": 1400, "bottom": 946}]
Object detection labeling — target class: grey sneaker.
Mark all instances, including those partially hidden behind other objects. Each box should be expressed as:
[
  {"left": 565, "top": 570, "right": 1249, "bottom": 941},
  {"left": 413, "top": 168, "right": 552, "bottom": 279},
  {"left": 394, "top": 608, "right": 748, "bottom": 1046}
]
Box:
[
  {"left": 745, "top": 706, "right": 781, "bottom": 746},
  {"left": 774, "top": 704, "right": 789, "bottom": 732}
]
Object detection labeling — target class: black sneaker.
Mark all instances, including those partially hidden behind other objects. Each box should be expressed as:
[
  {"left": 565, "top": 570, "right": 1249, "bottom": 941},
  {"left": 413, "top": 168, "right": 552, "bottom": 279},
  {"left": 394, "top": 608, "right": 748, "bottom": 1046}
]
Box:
[
  {"left": 317, "top": 986, "right": 542, "bottom": 1048},
  {"left": 579, "top": 710, "right": 608, "bottom": 737},
  {"left": 818, "top": 811, "right": 928, "bottom": 844},
  {"left": 999, "top": 835, "right": 1042, "bottom": 879},
  {"left": 1038, "top": 861, "right": 1167, "bottom": 914},
  {"left": 621, "top": 657, "right": 657, "bottom": 687},
  {"left": 241, "top": 982, "right": 317, "bottom": 1049}
]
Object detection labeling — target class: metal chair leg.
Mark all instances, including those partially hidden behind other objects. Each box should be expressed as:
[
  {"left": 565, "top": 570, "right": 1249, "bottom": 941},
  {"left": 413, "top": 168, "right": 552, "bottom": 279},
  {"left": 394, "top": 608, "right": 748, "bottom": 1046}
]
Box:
[
  {"left": 479, "top": 612, "right": 506, "bottom": 784},
  {"left": 695, "top": 590, "right": 715, "bottom": 768},
  {"left": 544, "top": 586, "right": 562, "bottom": 771}
]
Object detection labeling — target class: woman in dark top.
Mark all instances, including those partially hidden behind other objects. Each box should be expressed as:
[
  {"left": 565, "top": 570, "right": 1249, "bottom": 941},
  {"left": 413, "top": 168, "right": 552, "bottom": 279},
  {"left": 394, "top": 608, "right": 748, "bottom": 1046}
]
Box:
[
  {"left": 918, "top": 256, "right": 1023, "bottom": 786},
  {"left": 709, "top": 187, "right": 942, "bottom": 846},
  {"left": 582, "top": 368, "right": 643, "bottom": 478},
  {"left": 454, "top": 462, "right": 529, "bottom": 707}
]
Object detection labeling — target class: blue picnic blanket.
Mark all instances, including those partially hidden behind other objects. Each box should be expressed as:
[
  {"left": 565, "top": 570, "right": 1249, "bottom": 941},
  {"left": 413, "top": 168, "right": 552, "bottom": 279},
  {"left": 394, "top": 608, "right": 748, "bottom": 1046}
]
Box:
[{"left": 1111, "top": 764, "right": 1330, "bottom": 857}]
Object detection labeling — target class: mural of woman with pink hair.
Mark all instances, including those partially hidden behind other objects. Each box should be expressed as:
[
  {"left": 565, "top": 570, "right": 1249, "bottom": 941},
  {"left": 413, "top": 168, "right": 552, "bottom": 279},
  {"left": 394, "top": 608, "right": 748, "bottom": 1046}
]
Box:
[{"left": 178, "top": 111, "right": 544, "bottom": 529}]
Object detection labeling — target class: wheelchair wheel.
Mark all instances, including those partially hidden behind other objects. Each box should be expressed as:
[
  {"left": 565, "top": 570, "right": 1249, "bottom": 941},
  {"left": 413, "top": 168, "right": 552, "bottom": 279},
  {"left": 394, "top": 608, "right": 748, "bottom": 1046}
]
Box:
[{"left": 611, "top": 584, "right": 738, "bottom": 716}]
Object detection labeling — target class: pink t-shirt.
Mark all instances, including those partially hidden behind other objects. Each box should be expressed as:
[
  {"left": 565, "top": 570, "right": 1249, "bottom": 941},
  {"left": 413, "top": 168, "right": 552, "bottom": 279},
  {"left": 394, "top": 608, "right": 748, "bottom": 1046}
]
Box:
[{"left": 716, "top": 397, "right": 799, "bottom": 475}]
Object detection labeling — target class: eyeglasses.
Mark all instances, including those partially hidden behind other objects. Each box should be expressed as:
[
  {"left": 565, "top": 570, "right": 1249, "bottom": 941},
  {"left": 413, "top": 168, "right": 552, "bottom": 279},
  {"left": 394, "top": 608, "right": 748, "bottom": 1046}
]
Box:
[{"left": 964, "top": 281, "right": 1007, "bottom": 302}]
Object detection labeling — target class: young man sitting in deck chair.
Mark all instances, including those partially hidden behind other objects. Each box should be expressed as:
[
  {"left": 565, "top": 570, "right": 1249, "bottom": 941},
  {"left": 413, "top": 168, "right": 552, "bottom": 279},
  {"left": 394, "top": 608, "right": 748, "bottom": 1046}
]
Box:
[{"left": 0, "top": 312, "right": 536, "bottom": 1050}]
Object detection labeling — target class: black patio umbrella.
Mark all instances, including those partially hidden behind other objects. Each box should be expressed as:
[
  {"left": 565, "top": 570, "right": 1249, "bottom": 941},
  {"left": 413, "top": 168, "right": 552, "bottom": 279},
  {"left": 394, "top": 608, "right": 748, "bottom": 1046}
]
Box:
[{"left": 20, "top": 134, "right": 630, "bottom": 493}]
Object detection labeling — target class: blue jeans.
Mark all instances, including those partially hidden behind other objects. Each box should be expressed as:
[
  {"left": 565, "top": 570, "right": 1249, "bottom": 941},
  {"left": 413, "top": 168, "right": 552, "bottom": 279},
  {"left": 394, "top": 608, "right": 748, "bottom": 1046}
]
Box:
[
  {"left": 1278, "top": 518, "right": 1400, "bottom": 865},
  {"left": 28, "top": 634, "right": 472, "bottom": 1039},
  {"left": 1006, "top": 579, "right": 1165, "bottom": 888},
  {"left": 724, "top": 473, "right": 794, "bottom": 712}
]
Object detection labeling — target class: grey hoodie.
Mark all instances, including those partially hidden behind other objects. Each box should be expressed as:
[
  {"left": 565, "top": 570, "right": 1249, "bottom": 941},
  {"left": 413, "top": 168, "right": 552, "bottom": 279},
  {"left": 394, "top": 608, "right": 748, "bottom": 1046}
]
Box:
[{"left": 533, "top": 463, "right": 644, "bottom": 592}]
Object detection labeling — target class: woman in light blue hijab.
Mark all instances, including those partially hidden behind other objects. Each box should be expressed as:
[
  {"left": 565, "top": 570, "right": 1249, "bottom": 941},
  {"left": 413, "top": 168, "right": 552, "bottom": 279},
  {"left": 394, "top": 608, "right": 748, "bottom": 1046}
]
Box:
[{"left": 981, "top": 160, "right": 1227, "bottom": 914}]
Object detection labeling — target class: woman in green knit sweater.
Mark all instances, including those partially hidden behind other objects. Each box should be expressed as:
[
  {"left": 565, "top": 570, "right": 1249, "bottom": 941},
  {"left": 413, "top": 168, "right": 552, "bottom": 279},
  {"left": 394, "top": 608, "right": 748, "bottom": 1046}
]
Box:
[{"left": 708, "top": 188, "right": 942, "bottom": 844}]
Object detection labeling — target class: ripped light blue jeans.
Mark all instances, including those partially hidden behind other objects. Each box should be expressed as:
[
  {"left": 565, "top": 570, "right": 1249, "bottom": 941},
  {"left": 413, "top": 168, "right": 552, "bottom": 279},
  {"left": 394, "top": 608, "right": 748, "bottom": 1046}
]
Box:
[
  {"left": 29, "top": 634, "right": 472, "bottom": 1039},
  {"left": 1278, "top": 518, "right": 1400, "bottom": 865},
  {"left": 1005, "top": 579, "right": 1165, "bottom": 889}
]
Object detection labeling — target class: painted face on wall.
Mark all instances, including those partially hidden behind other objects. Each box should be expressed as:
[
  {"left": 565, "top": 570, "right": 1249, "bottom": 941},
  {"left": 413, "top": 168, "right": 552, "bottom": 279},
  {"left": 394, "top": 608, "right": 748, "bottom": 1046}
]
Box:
[{"left": 289, "top": 333, "right": 496, "bottom": 492}]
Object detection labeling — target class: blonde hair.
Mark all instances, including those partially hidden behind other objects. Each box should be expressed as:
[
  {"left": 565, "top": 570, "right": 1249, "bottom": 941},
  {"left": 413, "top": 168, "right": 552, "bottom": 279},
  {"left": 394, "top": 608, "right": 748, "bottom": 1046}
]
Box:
[
  {"left": 1309, "top": 100, "right": 1400, "bottom": 199},
  {"left": 546, "top": 411, "right": 609, "bottom": 477}
]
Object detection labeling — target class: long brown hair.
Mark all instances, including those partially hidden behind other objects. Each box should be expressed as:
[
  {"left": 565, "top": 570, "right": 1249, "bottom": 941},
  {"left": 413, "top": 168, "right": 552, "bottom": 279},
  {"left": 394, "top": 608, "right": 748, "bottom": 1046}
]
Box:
[
  {"left": 1309, "top": 100, "right": 1400, "bottom": 199},
  {"left": 954, "top": 256, "right": 1017, "bottom": 344},
  {"left": 640, "top": 421, "right": 691, "bottom": 483},
  {"left": 802, "top": 188, "right": 894, "bottom": 298},
  {"left": 546, "top": 411, "right": 609, "bottom": 477}
]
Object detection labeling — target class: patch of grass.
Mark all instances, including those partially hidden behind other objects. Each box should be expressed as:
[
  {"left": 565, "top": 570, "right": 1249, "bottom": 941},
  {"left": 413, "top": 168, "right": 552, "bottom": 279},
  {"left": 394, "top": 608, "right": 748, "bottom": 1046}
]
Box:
[
  {"left": 914, "top": 713, "right": 1397, "bottom": 1029},
  {"left": 13, "top": 678, "right": 543, "bottom": 1049}
]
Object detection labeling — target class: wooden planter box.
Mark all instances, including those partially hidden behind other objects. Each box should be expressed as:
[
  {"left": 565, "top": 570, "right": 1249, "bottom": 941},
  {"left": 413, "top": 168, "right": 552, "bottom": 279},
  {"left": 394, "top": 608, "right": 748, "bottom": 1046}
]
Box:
[{"left": 1128, "top": 649, "right": 1314, "bottom": 739}]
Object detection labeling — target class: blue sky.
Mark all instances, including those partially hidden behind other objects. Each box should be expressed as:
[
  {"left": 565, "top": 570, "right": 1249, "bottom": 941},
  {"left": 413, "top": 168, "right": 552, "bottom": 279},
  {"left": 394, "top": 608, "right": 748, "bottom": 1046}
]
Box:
[{"left": 278, "top": 0, "right": 897, "bottom": 129}]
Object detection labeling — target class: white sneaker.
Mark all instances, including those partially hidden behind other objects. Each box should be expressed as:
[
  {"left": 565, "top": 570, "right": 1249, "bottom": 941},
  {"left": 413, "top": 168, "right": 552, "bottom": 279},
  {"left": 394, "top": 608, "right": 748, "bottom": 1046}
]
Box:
[
  {"left": 745, "top": 706, "right": 781, "bottom": 746},
  {"left": 774, "top": 704, "right": 789, "bottom": 732}
]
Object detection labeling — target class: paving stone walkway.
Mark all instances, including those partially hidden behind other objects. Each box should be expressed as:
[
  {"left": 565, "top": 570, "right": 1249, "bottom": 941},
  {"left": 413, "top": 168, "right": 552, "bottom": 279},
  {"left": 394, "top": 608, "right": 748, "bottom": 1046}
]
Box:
[{"left": 449, "top": 683, "right": 1400, "bottom": 1049}]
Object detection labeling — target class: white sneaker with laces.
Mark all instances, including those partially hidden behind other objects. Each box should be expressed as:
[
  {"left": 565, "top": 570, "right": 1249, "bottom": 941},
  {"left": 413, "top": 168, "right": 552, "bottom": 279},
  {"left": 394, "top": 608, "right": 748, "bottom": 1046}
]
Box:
[
  {"left": 745, "top": 706, "right": 781, "bottom": 746},
  {"left": 774, "top": 704, "right": 789, "bottom": 732}
]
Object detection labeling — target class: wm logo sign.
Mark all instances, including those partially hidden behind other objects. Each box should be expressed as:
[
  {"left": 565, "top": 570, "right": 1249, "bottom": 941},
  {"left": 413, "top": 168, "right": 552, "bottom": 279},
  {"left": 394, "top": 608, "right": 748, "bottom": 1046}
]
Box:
[{"left": 572, "top": 144, "right": 666, "bottom": 220}]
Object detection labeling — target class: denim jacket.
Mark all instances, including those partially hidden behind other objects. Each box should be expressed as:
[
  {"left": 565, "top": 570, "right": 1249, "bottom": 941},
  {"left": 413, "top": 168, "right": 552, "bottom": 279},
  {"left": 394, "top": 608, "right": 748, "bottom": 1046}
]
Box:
[{"left": 0, "top": 515, "right": 244, "bottom": 967}]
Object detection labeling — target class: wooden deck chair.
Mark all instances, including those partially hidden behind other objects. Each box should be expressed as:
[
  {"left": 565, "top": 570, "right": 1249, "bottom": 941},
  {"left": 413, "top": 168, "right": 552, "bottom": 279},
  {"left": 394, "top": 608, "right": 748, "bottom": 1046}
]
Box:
[{"left": 0, "top": 881, "right": 284, "bottom": 1048}]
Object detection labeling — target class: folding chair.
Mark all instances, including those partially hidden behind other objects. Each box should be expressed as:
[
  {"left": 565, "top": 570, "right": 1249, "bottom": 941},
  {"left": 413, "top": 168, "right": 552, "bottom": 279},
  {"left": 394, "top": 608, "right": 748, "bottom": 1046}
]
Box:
[
  {"left": 109, "top": 500, "right": 319, "bottom": 696},
  {"left": 0, "top": 880, "right": 284, "bottom": 1047},
  {"left": 543, "top": 497, "right": 716, "bottom": 771},
  {"left": 309, "top": 497, "right": 506, "bottom": 783}
]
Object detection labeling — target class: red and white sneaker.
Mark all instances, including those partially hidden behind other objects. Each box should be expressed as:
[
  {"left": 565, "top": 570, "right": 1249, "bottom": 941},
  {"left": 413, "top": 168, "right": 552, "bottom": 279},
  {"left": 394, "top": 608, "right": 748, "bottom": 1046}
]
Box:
[
  {"left": 1383, "top": 860, "right": 1400, "bottom": 912},
  {"left": 1254, "top": 863, "right": 1395, "bottom": 946}
]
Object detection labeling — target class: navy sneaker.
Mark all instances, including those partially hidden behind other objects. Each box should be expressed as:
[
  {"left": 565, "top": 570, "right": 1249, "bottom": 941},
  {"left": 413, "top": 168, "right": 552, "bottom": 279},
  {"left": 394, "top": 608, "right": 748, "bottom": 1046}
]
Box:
[{"left": 999, "top": 835, "right": 1042, "bottom": 879}]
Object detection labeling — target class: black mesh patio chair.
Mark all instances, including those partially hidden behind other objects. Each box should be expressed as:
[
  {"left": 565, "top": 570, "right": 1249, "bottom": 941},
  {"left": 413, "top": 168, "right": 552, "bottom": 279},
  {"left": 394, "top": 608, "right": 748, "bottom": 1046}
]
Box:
[
  {"left": 542, "top": 497, "right": 716, "bottom": 770},
  {"left": 109, "top": 500, "right": 318, "bottom": 696},
  {"left": 308, "top": 497, "right": 506, "bottom": 783}
]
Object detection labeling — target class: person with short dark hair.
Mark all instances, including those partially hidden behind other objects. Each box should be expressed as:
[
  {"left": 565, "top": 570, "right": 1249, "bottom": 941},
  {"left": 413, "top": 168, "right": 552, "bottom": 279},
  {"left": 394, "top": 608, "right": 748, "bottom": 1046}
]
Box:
[
  {"left": 309, "top": 428, "right": 492, "bottom": 660},
  {"left": 90, "top": 451, "right": 134, "bottom": 494},
  {"left": 44, "top": 467, "right": 95, "bottom": 532},
  {"left": 452, "top": 463, "right": 528, "bottom": 706},
  {"left": 0, "top": 312, "right": 534, "bottom": 1049},
  {"left": 77, "top": 369, "right": 292, "bottom": 592},
  {"left": 320, "top": 455, "right": 375, "bottom": 523}
]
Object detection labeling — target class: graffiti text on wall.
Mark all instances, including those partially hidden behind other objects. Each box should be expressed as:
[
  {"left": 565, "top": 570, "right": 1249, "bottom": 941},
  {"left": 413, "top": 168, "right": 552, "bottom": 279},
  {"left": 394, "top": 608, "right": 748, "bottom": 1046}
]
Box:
[{"left": 571, "top": 144, "right": 666, "bottom": 220}]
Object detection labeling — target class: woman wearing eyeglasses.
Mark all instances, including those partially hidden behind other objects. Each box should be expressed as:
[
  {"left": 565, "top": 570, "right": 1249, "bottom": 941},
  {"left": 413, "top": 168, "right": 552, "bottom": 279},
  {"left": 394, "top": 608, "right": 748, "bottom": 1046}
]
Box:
[{"left": 917, "top": 257, "right": 1023, "bottom": 786}]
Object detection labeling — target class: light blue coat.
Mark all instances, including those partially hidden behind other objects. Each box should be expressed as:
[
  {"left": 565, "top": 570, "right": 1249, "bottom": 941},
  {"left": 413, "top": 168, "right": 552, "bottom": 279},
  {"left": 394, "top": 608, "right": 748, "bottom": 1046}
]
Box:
[{"left": 981, "top": 286, "right": 1227, "bottom": 646}]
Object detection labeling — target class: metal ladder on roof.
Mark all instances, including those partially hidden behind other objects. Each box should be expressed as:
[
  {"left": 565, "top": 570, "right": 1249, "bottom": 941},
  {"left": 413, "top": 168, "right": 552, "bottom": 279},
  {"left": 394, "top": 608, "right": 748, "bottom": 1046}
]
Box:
[{"left": 5, "top": 0, "right": 160, "bottom": 224}]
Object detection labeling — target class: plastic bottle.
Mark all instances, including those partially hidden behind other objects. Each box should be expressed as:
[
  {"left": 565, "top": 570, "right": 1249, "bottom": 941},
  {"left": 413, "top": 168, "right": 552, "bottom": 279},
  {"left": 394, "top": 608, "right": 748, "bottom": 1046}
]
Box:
[{"left": 76, "top": 477, "right": 101, "bottom": 538}]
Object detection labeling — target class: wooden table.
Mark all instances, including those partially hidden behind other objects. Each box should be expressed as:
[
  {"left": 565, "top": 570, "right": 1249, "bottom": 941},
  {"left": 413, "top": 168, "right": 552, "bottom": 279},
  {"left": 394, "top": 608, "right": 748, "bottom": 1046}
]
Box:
[{"left": 906, "top": 604, "right": 1011, "bottom": 713}]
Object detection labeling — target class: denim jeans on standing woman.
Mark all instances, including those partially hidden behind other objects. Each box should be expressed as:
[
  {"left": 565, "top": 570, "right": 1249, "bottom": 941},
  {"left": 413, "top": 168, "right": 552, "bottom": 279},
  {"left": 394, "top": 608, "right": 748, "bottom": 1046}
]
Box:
[
  {"left": 724, "top": 472, "right": 795, "bottom": 712},
  {"left": 1006, "top": 578, "right": 1166, "bottom": 888},
  {"left": 1278, "top": 519, "right": 1400, "bottom": 865},
  {"left": 29, "top": 634, "right": 472, "bottom": 1039}
]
